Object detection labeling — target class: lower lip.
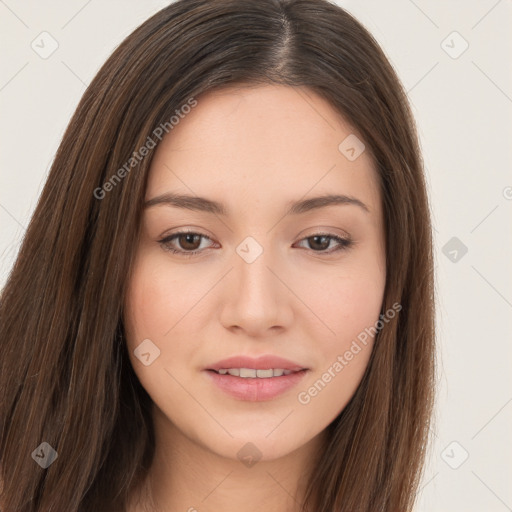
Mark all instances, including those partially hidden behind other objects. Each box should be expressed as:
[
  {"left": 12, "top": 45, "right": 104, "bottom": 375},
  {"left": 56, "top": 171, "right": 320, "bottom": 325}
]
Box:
[{"left": 204, "top": 369, "right": 309, "bottom": 401}]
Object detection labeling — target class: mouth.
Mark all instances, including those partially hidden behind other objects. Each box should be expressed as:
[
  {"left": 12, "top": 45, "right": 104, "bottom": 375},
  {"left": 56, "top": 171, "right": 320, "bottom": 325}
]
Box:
[
  {"left": 205, "top": 354, "right": 308, "bottom": 374},
  {"left": 207, "top": 367, "right": 304, "bottom": 378},
  {"left": 203, "top": 356, "right": 309, "bottom": 401},
  {"left": 204, "top": 367, "right": 310, "bottom": 402}
]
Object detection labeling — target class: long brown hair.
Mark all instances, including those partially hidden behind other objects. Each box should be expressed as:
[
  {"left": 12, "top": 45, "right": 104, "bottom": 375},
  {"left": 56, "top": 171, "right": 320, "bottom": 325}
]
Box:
[{"left": 0, "top": 0, "right": 436, "bottom": 510}]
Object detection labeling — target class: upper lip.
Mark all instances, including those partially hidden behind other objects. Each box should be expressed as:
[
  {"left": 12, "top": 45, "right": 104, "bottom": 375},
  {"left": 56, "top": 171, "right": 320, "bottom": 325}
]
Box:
[{"left": 206, "top": 355, "right": 308, "bottom": 372}]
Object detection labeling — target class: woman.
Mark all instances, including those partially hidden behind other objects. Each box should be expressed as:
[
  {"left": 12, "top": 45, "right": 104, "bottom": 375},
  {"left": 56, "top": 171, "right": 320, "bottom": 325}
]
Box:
[{"left": 0, "top": 0, "right": 436, "bottom": 510}]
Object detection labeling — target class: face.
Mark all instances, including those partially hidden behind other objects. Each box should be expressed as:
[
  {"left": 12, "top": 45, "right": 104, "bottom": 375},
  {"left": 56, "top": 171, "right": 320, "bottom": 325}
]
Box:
[{"left": 123, "top": 84, "right": 386, "bottom": 462}]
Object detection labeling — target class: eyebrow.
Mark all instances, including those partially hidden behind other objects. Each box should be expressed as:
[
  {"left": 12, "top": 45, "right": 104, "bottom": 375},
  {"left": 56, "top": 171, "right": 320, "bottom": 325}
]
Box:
[{"left": 144, "top": 192, "right": 370, "bottom": 215}]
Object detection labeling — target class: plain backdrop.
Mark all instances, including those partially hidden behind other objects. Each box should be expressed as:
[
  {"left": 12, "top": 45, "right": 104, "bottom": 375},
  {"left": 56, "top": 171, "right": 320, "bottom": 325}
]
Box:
[{"left": 1, "top": 1, "right": 511, "bottom": 511}]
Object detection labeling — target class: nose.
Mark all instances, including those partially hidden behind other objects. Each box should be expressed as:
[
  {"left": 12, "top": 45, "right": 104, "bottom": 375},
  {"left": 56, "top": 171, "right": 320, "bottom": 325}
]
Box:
[{"left": 219, "top": 244, "right": 294, "bottom": 337}]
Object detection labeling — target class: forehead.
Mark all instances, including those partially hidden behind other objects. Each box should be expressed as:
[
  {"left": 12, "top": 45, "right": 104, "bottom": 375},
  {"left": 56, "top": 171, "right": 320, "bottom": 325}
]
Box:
[{"left": 146, "top": 84, "right": 380, "bottom": 216}]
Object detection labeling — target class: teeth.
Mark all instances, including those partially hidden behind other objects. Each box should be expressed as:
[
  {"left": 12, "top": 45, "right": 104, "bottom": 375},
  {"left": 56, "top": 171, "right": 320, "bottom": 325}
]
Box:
[
  {"left": 256, "top": 369, "right": 273, "bottom": 378},
  {"left": 240, "top": 368, "right": 257, "bottom": 378},
  {"left": 215, "top": 368, "right": 296, "bottom": 378}
]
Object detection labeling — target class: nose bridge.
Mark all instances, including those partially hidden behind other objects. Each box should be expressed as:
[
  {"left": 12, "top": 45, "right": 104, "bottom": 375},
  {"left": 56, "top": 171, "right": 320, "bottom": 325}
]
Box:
[
  {"left": 234, "top": 237, "right": 279, "bottom": 311},
  {"left": 219, "top": 235, "right": 292, "bottom": 333}
]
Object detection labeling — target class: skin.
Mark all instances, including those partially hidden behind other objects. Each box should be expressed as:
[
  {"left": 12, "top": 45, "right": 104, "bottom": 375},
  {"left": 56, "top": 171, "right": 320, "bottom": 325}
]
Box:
[{"left": 123, "top": 84, "right": 386, "bottom": 512}]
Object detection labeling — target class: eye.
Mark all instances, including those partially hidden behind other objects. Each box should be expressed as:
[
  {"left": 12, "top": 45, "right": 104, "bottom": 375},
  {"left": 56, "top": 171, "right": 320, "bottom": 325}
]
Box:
[
  {"left": 158, "top": 231, "right": 216, "bottom": 257},
  {"left": 158, "top": 231, "right": 353, "bottom": 257},
  {"left": 294, "top": 233, "right": 353, "bottom": 254}
]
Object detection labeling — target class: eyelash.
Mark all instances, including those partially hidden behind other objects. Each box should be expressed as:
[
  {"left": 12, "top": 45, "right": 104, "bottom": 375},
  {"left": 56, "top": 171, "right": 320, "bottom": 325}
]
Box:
[{"left": 158, "top": 230, "right": 353, "bottom": 257}]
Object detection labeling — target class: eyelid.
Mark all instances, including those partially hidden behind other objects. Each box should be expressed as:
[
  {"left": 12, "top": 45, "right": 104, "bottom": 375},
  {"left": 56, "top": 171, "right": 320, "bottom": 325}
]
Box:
[
  {"left": 293, "top": 233, "right": 353, "bottom": 253},
  {"left": 158, "top": 229, "right": 216, "bottom": 257},
  {"left": 158, "top": 229, "right": 353, "bottom": 257}
]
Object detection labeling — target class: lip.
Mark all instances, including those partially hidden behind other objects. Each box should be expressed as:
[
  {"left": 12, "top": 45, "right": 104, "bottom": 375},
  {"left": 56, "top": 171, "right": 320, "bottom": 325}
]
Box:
[
  {"left": 204, "top": 355, "right": 309, "bottom": 401},
  {"left": 205, "top": 355, "right": 307, "bottom": 372}
]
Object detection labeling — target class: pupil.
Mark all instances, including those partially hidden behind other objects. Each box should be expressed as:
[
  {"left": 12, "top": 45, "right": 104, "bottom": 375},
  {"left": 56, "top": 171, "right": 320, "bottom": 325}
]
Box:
[
  {"left": 181, "top": 234, "right": 199, "bottom": 249},
  {"left": 311, "top": 235, "right": 329, "bottom": 250}
]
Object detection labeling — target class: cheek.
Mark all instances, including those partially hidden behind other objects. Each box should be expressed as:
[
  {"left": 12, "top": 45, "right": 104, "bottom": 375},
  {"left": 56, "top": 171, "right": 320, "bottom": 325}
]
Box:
[
  {"left": 123, "top": 257, "right": 199, "bottom": 411},
  {"left": 307, "top": 277, "right": 382, "bottom": 382},
  {"left": 125, "top": 275, "right": 168, "bottom": 343},
  {"left": 295, "top": 258, "right": 385, "bottom": 352},
  {"left": 123, "top": 257, "right": 179, "bottom": 375},
  {"left": 123, "top": 253, "right": 221, "bottom": 393},
  {"left": 124, "top": 255, "right": 209, "bottom": 346},
  {"left": 291, "top": 261, "right": 384, "bottom": 426}
]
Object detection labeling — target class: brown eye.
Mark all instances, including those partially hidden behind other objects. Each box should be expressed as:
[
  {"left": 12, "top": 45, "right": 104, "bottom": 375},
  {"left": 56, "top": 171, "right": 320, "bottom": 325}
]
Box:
[
  {"left": 177, "top": 233, "right": 202, "bottom": 251},
  {"left": 308, "top": 235, "right": 331, "bottom": 251},
  {"left": 158, "top": 231, "right": 215, "bottom": 256},
  {"left": 158, "top": 231, "right": 352, "bottom": 258},
  {"left": 295, "top": 234, "right": 353, "bottom": 254}
]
